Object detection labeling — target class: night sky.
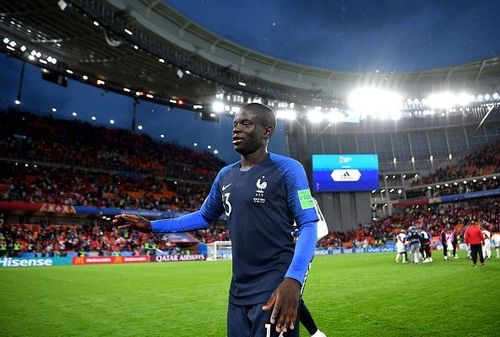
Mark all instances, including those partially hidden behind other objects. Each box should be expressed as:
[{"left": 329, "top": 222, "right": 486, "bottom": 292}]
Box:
[{"left": 1, "top": 0, "right": 499, "bottom": 163}]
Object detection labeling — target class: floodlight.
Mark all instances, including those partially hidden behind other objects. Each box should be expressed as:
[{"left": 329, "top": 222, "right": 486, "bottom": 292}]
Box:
[
  {"left": 211, "top": 101, "right": 225, "bottom": 113},
  {"left": 348, "top": 87, "right": 402, "bottom": 119},
  {"left": 307, "top": 109, "right": 324, "bottom": 123},
  {"left": 276, "top": 109, "right": 296, "bottom": 121}
]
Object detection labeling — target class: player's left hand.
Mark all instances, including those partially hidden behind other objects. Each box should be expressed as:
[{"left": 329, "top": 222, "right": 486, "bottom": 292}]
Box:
[{"left": 262, "top": 277, "right": 300, "bottom": 333}]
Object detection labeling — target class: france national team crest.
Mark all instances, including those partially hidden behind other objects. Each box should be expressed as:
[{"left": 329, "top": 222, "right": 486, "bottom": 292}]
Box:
[{"left": 253, "top": 176, "right": 267, "bottom": 204}]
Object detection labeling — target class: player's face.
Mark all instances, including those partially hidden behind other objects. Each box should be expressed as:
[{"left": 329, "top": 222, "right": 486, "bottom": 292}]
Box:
[{"left": 232, "top": 109, "right": 268, "bottom": 155}]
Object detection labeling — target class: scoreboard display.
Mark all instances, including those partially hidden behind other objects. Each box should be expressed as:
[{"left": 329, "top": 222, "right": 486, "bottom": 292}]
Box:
[{"left": 312, "top": 154, "right": 379, "bottom": 192}]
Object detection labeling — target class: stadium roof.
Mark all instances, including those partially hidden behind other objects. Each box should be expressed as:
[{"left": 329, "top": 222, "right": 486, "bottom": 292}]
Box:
[{"left": 1, "top": 0, "right": 500, "bottom": 112}]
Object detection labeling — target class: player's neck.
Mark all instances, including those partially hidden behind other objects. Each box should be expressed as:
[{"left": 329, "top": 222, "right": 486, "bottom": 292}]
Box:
[{"left": 240, "top": 147, "right": 268, "bottom": 170}]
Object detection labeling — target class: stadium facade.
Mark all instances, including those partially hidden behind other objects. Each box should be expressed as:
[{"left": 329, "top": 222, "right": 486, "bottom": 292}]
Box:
[{"left": 0, "top": 0, "right": 499, "bottom": 231}]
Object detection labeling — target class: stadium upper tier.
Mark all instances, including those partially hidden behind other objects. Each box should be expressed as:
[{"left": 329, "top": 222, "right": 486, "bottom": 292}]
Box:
[
  {"left": 1, "top": 0, "right": 500, "bottom": 118},
  {"left": 0, "top": 109, "right": 224, "bottom": 183}
]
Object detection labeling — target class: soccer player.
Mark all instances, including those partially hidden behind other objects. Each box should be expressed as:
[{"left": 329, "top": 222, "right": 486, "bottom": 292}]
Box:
[
  {"left": 440, "top": 228, "right": 448, "bottom": 261},
  {"left": 419, "top": 227, "right": 433, "bottom": 263},
  {"left": 113, "top": 103, "right": 319, "bottom": 337},
  {"left": 407, "top": 226, "right": 421, "bottom": 264},
  {"left": 395, "top": 229, "right": 407, "bottom": 263},
  {"left": 481, "top": 225, "right": 492, "bottom": 259},
  {"left": 491, "top": 232, "right": 500, "bottom": 259}
]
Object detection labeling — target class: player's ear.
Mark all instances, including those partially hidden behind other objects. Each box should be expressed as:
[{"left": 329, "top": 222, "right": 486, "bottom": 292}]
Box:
[{"left": 264, "top": 125, "right": 274, "bottom": 139}]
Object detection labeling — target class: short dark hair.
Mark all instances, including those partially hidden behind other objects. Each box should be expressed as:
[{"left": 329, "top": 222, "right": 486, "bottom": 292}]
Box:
[{"left": 241, "top": 103, "right": 276, "bottom": 129}]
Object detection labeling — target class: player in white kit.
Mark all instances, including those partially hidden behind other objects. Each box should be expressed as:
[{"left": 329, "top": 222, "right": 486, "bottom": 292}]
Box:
[{"left": 395, "top": 230, "right": 407, "bottom": 263}]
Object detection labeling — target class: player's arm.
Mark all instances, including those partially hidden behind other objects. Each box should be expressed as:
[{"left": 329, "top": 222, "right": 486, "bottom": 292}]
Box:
[
  {"left": 113, "top": 169, "right": 225, "bottom": 233},
  {"left": 263, "top": 159, "right": 318, "bottom": 333}
]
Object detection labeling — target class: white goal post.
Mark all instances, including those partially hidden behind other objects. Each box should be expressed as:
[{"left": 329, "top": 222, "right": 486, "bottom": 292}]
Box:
[{"left": 206, "top": 241, "right": 232, "bottom": 261}]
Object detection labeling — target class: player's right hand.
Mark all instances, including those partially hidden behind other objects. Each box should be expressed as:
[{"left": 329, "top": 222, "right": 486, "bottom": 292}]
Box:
[{"left": 112, "top": 214, "right": 152, "bottom": 232}]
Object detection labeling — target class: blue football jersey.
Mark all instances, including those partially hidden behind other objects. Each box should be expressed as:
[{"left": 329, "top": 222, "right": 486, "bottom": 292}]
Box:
[{"left": 152, "top": 153, "right": 319, "bottom": 305}]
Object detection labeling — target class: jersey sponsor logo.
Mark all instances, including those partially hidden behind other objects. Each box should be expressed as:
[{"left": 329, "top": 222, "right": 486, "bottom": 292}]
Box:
[
  {"left": 298, "top": 189, "right": 314, "bottom": 209},
  {"left": 253, "top": 176, "right": 267, "bottom": 204},
  {"left": 222, "top": 183, "right": 232, "bottom": 191}
]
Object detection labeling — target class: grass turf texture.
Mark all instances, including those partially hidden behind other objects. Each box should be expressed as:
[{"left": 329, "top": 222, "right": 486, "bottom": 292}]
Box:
[{"left": 0, "top": 252, "right": 498, "bottom": 337}]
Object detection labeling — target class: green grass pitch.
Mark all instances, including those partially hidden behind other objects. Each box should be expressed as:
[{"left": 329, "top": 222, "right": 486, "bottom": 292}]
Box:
[{"left": 0, "top": 251, "right": 498, "bottom": 337}]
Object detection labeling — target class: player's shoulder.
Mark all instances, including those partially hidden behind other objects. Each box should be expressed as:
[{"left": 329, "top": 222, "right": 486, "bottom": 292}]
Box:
[
  {"left": 269, "top": 153, "right": 304, "bottom": 172},
  {"left": 217, "top": 161, "right": 239, "bottom": 177}
]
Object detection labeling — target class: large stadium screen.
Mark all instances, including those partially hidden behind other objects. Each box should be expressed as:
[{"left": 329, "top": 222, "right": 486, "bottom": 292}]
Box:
[{"left": 312, "top": 154, "right": 379, "bottom": 192}]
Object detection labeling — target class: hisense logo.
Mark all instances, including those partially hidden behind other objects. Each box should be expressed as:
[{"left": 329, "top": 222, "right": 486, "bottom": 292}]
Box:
[{"left": 0, "top": 258, "right": 53, "bottom": 268}]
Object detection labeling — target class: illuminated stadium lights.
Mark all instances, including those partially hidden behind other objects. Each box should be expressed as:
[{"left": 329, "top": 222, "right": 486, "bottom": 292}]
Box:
[
  {"left": 36, "top": 52, "right": 41, "bottom": 58},
  {"left": 411, "top": 157, "right": 415, "bottom": 162},
  {"left": 6, "top": 46, "right": 14, "bottom": 52},
  {"left": 39, "top": 59, "right": 47, "bottom": 64},
  {"left": 448, "top": 153, "right": 453, "bottom": 160},
  {"left": 146, "top": 94, "right": 154, "bottom": 99},
  {"left": 133, "top": 45, "right": 138, "bottom": 50},
  {"left": 207, "top": 145, "right": 212, "bottom": 149},
  {"left": 427, "top": 186, "right": 432, "bottom": 190},
  {"left": 389, "top": 189, "right": 394, "bottom": 193},
  {"left": 463, "top": 181, "right": 467, "bottom": 184},
  {"left": 158, "top": 58, "right": 165, "bottom": 63},
  {"left": 19, "top": 45, "right": 26, "bottom": 52},
  {"left": 137, "top": 125, "right": 143, "bottom": 130},
  {"left": 82, "top": 75, "right": 88, "bottom": 80},
  {"left": 178, "top": 100, "right": 184, "bottom": 105},
  {"left": 414, "top": 174, "right": 418, "bottom": 178},
  {"left": 393, "top": 158, "right": 397, "bottom": 164},
  {"left": 493, "top": 93, "right": 499, "bottom": 100},
  {"left": 484, "top": 94, "right": 491, "bottom": 101},
  {"left": 160, "top": 134, "right": 165, "bottom": 138},
  {"left": 91, "top": 116, "right": 96, "bottom": 121},
  {"left": 193, "top": 142, "right": 198, "bottom": 147},
  {"left": 169, "top": 99, "right": 177, "bottom": 104},
  {"left": 72, "top": 112, "right": 77, "bottom": 117},
  {"left": 436, "top": 185, "right": 440, "bottom": 188},
  {"left": 51, "top": 108, "right": 57, "bottom": 112},
  {"left": 14, "top": 99, "right": 20, "bottom": 105},
  {"left": 348, "top": 87, "right": 402, "bottom": 120},
  {"left": 371, "top": 190, "right": 376, "bottom": 193},
  {"left": 28, "top": 55, "right": 35, "bottom": 61},
  {"left": 8, "top": 40, "right": 15, "bottom": 47},
  {"left": 445, "top": 183, "right": 449, "bottom": 187},
  {"left": 398, "top": 189, "right": 402, "bottom": 194},
  {"left": 238, "top": 81, "right": 247, "bottom": 87},
  {"left": 477, "top": 95, "right": 483, "bottom": 102},
  {"left": 109, "top": 119, "right": 115, "bottom": 124},
  {"left": 483, "top": 178, "right": 486, "bottom": 181},
  {"left": 380, "top": 189, "right": 385, "bottom": 193},
  {"left": 473, "top": 179, "right": 477, "bottom": 182},
  {"left": 124, "top": 29, "right": 133, "bottom": 36},
  {"left": 66, "top": 69, "right": 73, "bottom": 74},
  {"left": 429, "top": 155, "right": 433, "bottom": 161},
  {"left": 136, "top": 91, "right": 144, "bottom": 96},
  {"left": 214, "top": 150, "right": 219, "bottom": 154},
  {"left": 403, "top": 174, "right": 406, "bottom": 178},
  {"left": 193, "top": 104, "right": 203, "bottom": 109},
  {"left": 230, "top": 106, "right": 240, "bottom": 114},
  {"left": 2, "top": 37, "right": 8, "bottom": 43},
  {"left": 212, "top": 101, "right": 225, "bottom": 113},
  {"left": 454, "top": 182, "right": 458, "bottom": 185},
  {"left": 96, "top": 80, "right": 105, "bottom": 85},
  {"left": 276, "top": 109, "right": 297, "bottom": 121},
  {"left": 93, "top": 21, "right": 99, "bottom": 26},
  {"left": 185, "top": 70, "right": 191, "bottom": 74},
  {"left": 326, "top": 109, "right": 343, "bottom": 123},
  {"left": 306, "top": 109, "right": 324, "bottom": 123},
  {"left": 209, "top": 113, "right": 216, "bottom": 118}
]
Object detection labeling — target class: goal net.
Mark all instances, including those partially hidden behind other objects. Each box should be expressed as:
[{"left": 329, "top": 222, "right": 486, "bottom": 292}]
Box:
[{"left": 206, "top": 241, "right": 232, "bottom": 261}]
